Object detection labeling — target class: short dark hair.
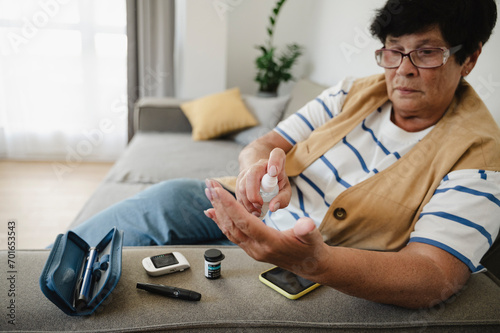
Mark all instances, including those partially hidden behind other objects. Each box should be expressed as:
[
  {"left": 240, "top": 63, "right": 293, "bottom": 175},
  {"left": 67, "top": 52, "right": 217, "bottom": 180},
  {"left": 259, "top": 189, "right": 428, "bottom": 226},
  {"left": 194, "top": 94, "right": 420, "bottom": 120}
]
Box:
[{"left": 370, "top": 0, "right": 497, "bottom": 64}]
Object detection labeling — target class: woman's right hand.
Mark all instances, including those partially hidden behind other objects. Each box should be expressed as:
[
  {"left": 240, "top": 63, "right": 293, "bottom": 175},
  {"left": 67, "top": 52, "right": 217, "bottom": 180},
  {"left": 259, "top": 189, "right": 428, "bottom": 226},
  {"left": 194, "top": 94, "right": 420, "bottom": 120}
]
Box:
[{"left": 235, "top": 148, "right": 292, "bottom": 217}]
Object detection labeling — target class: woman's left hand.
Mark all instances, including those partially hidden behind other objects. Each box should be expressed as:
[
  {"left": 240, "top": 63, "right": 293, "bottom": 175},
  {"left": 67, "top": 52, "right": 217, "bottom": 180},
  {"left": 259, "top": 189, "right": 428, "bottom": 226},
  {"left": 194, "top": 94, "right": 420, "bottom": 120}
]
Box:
[{"left": 204, "top": 179, "right": 328, "bottom": 277}]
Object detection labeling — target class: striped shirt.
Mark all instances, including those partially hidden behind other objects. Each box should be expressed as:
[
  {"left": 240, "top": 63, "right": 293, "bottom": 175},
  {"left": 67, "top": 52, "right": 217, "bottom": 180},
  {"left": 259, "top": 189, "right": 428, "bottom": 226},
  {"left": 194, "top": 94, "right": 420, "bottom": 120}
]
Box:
[{"left": 271, "top": 77, "right": 500, "bottom": 273}]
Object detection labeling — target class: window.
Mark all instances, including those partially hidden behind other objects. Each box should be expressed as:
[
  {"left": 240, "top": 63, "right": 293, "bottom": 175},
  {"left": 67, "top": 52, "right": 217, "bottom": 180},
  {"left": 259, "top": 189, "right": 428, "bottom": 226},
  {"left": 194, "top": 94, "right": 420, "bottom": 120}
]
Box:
[{"left": 0, "top": 0, "right": 127, "bottom": 162}]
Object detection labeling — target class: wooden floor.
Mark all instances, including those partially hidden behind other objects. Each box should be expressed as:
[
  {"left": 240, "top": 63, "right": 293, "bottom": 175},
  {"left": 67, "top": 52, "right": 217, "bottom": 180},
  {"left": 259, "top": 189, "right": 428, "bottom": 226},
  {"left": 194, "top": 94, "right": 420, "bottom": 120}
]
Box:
[{"left": 0, "top": 160, "right": 113, "bottom": 249}]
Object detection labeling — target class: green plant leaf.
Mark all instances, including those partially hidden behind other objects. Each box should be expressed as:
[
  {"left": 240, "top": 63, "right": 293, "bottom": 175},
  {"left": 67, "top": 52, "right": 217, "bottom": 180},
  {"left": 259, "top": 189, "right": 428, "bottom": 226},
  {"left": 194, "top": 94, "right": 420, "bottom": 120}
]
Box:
[
  {"left": 256, "top": 45, "right": 268, "bottom": 54},
  {"left": 255, "top": 0, "right": 304, "bottom": 92}
]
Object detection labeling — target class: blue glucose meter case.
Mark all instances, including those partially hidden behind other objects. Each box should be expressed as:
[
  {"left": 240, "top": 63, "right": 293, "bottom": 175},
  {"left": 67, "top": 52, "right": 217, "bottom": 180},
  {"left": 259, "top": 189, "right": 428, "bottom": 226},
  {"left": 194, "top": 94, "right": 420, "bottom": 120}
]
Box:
[{"left": 39, "top": 227, "right": 123, "bottom": 316}]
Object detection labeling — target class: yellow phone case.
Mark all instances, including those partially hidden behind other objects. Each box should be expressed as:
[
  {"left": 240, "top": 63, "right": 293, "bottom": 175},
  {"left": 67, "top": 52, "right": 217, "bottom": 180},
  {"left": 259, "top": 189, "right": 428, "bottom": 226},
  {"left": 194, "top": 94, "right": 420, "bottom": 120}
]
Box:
[{"left": 259, "top": 267, "right": 321, "bottom": 300}]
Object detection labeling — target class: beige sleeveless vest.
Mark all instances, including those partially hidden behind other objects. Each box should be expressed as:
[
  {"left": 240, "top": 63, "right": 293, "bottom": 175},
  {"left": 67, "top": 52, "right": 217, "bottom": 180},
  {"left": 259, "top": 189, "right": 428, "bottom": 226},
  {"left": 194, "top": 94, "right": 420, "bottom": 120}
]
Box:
[{"left": 220, "top": 74, "right": 500, "bottom": 251}]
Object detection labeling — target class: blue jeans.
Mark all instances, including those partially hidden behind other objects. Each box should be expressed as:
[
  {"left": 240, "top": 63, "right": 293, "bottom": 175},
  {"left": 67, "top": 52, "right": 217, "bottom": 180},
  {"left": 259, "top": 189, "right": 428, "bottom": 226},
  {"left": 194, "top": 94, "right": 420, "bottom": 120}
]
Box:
[{"left": 71, "top": 179, "right": 233, "bottom": 246}]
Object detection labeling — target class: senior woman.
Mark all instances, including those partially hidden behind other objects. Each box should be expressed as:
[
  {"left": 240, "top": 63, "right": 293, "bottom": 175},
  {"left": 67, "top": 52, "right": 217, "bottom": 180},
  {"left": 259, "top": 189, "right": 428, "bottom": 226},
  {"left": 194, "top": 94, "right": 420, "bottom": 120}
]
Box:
[{"left": 204, "top": 0, "right": 500, "bottom": 309}]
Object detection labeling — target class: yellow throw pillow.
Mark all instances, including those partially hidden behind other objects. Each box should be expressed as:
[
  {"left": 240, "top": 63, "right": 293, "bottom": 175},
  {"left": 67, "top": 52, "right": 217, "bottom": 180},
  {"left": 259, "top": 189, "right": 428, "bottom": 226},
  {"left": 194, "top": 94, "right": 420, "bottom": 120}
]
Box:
[{"left": 180, "top": 88, "right": 258, "bottom": 141}]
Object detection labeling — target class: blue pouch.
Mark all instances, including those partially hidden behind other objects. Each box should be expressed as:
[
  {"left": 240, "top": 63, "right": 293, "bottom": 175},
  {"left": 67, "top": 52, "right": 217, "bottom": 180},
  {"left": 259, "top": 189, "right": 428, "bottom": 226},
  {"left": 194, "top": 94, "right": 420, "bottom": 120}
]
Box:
[{"left": 39, "top": 227, "right": 123, "bottom": 316}]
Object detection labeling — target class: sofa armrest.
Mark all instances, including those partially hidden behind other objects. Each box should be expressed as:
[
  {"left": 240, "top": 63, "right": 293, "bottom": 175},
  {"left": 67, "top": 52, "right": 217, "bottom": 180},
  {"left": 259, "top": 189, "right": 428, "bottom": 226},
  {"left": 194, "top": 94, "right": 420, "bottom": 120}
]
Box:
[
  {"left": 134, "top": 97, "right": 192, "bottom": 133},
  {"left": 9, "top": 246, "right": 500, "bottom": 332}
]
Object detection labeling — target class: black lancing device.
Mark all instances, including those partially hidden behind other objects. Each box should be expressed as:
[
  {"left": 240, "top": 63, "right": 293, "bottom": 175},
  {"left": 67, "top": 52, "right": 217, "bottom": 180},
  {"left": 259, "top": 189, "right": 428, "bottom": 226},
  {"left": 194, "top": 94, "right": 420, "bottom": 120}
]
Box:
[{"left": 136, "top": 282, "right": 201, "bottom": 301}]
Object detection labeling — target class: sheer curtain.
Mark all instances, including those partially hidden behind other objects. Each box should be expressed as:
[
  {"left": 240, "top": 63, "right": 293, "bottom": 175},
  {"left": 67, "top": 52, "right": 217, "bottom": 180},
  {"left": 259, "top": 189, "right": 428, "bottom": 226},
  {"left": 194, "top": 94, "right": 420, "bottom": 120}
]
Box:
[
  {"left": 0, "top": 0, "right": 128, "bottom": 161},
  {"left": 126, "top": 0, "right": 175, "bottom": 140}
]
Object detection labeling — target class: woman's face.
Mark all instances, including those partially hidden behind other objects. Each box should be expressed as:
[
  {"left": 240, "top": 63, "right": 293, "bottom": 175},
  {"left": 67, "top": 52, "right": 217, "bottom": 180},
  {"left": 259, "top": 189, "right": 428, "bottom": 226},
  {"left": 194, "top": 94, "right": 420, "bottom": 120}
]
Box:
[{"left": 384, "top": 27, "right": 474, "bottom": 132}]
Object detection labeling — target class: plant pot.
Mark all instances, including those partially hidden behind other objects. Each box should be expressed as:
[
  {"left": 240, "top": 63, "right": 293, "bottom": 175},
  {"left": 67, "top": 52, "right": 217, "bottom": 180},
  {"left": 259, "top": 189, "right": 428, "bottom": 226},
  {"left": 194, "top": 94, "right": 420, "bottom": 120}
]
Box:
[{"left": 257, "top": 91, "right": 278, "bottom": 98}]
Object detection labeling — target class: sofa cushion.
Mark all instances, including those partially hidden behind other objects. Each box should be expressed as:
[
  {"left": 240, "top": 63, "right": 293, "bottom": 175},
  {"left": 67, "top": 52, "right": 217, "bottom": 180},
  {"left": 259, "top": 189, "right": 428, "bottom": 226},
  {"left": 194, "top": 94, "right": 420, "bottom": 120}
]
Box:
[
  {"left": 228, "top": 94, "right": 291, "bottom": 146},
  {"left": 230, "top": 125, "right": 275, "bottom": 146},
  {"left": 4, "top": 246, "right": 500, "bottom": 332},
  {"left": 282, "top": 79, "right": 328, "bottom": 121},
  {"left": 180, "top": 88, "right": 258, "bottom": 141},
  {"left": 243, "top": 94, "right": 290, "bottom": 129}
]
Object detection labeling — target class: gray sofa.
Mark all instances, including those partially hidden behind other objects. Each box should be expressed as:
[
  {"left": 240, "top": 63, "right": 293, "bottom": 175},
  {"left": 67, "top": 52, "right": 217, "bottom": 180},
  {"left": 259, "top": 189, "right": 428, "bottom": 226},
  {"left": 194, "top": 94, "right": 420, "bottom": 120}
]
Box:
[{"left": 2, "top": 80, "right": 499, "bottom": 332}]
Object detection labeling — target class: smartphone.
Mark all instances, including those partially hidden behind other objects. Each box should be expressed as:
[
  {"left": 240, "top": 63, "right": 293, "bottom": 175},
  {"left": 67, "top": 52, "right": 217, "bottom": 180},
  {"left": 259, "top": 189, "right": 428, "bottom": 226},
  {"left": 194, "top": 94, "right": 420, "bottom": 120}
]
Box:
[
  {"left": 259, "top": 266, "right": 321, "bottom": 300},
  {"left": 142, "top": 252, "right": 190, "bottom": 276}
]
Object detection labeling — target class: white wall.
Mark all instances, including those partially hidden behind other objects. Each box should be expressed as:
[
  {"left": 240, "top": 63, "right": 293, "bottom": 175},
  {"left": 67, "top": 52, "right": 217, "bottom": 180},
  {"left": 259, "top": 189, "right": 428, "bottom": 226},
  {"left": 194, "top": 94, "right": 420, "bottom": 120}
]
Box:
[
  {"left": 300, "top": 0, "right": 386, "bottom": 85},
  {"left": 226, "top": 0, "right": 384, "bottom": 93},
  {"left": 225, "top": 0, "right": 500, "bottom": 125},
  {"left": 174, "top": 0, "right": 227, "bottom": 99},
  {"left": 226, "top": 0, "right": 315, "bottom": 96}
]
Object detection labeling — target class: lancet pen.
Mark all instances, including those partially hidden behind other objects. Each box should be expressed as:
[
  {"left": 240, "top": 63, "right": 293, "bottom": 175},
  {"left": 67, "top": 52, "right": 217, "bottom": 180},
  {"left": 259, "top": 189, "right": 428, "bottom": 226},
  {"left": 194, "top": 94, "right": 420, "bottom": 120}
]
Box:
[
  {"left": 137, "top": 282, "right": 201, "bottom": 301},
  {"left": 76, "top": 247, "right": 98, "bottom": 307}
]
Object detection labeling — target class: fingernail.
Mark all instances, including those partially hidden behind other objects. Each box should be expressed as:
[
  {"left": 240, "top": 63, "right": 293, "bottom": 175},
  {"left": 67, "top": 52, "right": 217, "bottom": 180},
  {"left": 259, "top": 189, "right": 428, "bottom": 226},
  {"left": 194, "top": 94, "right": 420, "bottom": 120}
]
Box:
[
  {"left": 210, "top": 188, "right": 219, "bottom": 199},
  {"left": 268, "top": 165, "right": 277, "bottom": 177},
  {"left": 205, "top": 178, "right": 213, "bottom": 189},
  {"left": 252, "top": 211, "right": 261, "bottom": 217},
  {"left": 273, "top": 202, "right": 280, "bottom": 211},
  {"left": 205, "top": 188, "right": 213, "bottom": 201},
  {"left": 253, "top": 203, "right": 262, "bottom": 210}
]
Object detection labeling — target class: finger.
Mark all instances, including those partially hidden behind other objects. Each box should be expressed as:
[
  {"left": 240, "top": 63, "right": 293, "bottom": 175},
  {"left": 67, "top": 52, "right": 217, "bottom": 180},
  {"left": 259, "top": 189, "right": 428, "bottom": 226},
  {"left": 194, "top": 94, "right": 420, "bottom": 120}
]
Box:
[
  {"left": 268, "top": 148, "right": 286, "bottom": 176},
  {"left": 269, "top": 182, "right": 292, "bottom": 212},
  {"left": 268, "top": 148, "right": 290, "bottom": 212},
  {"left": 235, "top": 172, "right": 261, "bottom": 215},
  {"left": 205, "top": 203, "right": 249, "bottom": 244},
  {"left": 245, "top": 163, "right": 266, "bottom": 208},
  {"left": 293, "top": 218, "right": 323, "bottom": 245},
  {"left": 224, "top": 221, "right": 250, "bottom": 244},
  {"left": 267, "top": 179, "right": 292, "bottom": 213},
  {"left": 206, "top": 180, "right": 254, "bottom": 243},
  {"left": 210, "top": 180, "right": 278, "bottom": 242},
  {"left": 204, "top": 208, "right": 216, "bottom": 220}
]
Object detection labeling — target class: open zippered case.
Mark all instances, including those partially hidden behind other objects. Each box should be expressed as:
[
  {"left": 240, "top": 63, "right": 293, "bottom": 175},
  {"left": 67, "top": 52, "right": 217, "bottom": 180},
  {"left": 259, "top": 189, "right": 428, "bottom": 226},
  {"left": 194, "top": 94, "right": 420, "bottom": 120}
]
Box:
[{"left": 39, "top": 227, "right": 123, "bottom": 316}]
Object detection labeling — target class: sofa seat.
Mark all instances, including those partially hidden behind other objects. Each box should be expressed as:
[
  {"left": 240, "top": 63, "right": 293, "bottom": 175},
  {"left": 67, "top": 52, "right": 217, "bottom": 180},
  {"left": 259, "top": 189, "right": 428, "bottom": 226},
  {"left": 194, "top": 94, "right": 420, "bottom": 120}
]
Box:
[
  {"left": 2, "top": 246, "right": 499, "bottom": 332},
  {"left": 69, "top": 132, "right": 243, "bottom": 229},
  {"left": 105, "top": 132, "right": 244, "bottom": 185}
]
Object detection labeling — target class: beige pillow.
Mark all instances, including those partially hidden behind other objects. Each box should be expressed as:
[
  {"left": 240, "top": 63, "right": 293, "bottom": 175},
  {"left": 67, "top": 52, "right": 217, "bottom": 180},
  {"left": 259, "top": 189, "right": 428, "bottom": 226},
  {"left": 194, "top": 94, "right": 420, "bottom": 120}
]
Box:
[{"left": 181, "top": 88, "right": 258, "bottom": 141}]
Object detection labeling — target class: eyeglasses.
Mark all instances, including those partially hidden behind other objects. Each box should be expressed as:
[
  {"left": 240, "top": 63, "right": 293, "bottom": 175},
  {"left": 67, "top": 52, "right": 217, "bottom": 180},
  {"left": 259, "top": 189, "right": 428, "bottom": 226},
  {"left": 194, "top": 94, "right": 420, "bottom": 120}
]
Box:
[{"left": 375, "top": 45, "right": 463, "bottom": 69}]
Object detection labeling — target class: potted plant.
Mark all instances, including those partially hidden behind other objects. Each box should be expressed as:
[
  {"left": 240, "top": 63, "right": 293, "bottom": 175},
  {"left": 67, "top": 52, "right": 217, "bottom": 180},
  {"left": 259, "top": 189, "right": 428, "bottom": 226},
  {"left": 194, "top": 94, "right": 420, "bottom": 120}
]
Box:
[{"left": 255, "top": 0, "right": 304, "bottom": 97}]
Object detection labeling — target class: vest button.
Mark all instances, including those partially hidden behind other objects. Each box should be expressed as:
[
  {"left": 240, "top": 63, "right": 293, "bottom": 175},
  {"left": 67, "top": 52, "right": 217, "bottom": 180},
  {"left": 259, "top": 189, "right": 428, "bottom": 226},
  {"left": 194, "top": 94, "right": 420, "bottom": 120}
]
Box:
[{"left": 333, "top": 208, "right": 347, "bottom": 220}]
